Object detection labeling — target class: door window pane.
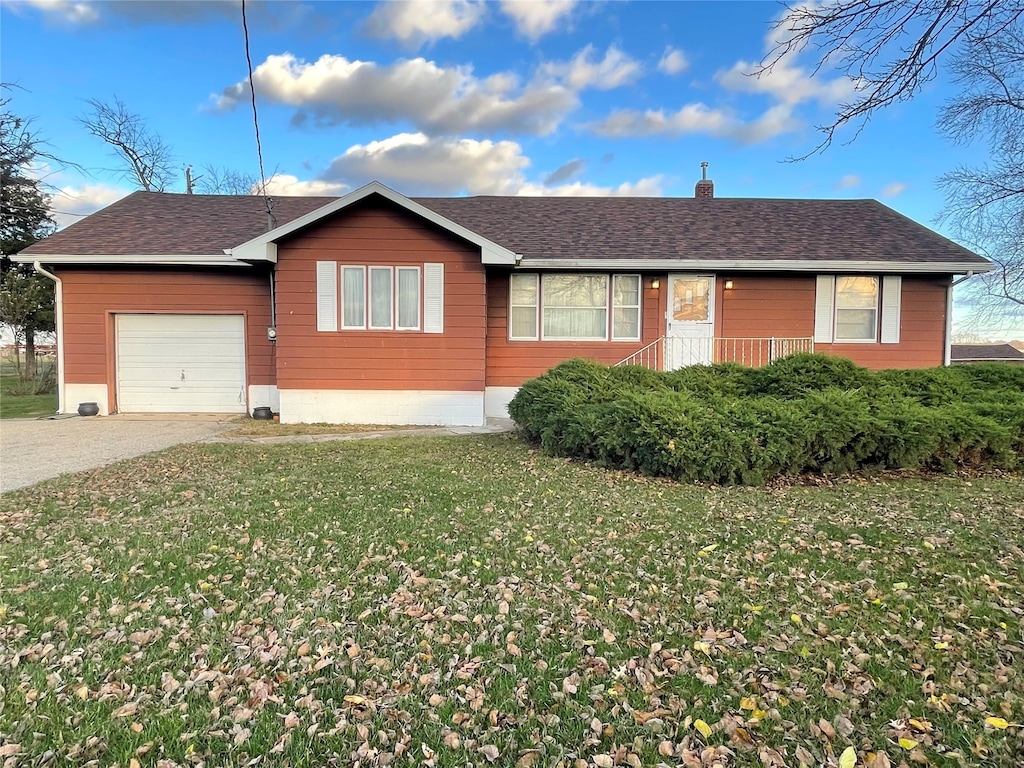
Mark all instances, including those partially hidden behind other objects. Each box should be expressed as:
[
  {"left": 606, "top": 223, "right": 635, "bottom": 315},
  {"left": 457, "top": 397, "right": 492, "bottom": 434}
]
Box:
[{"left": 672, "top": 277, "right": 710, "bottom": 322}]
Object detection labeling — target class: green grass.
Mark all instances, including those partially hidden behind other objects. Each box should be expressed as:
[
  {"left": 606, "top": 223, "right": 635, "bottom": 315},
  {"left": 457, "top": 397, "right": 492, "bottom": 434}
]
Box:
[
  {"left": 1, "top": 435, "right": 1022, "bottom": 766},
  {"left": 0, "top": 358, "right": 57, "bottom": 419}
]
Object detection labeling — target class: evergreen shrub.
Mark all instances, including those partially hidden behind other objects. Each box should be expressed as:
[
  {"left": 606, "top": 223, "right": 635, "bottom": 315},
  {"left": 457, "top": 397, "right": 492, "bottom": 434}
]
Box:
[{"left": 507, "top": 354, "right": 1024, "bottom": 484}]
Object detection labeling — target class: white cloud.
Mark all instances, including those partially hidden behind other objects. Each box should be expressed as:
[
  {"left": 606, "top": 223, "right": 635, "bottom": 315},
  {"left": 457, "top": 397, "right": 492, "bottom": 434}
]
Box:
[
  {"left": 539, "top": 45, "right": 641, "bottom": 91},
  {"left": 593, "top": 103, "right": 732, "bottom": 138},
  {"left": 590, "top": 4, "right": 857, "bottom": 143},
  {"left": 516, "top": 176, "right": 664, "bottom": 197},
  {"left": 214, "top": 53, "right": 577, "bottom": 136},
  {"left": 15, "top": 0, "right": 100, "bottom": 23},
  {"left": 14, "top": 0, "right": 242, "bottom": 25},
  {"left": 321, "top": 133, "right": 529, "bottom": 196},
  {"left": 881, "top": 182, "right": 906, "bottom": 197},
  {"left": 658, "top": 47, "right": 689, "bottom": 76},
  {"left": 364, "top": 0, "right": 486, "bottom": 45},
  {"left": 716, "top": 57, "right": 857, "bottom": 108},
  {"left": 500, "top": 0, "right": 576, "bottom": 40},
  {"left": 592, "top": 102, "right": 799, "bottom": 144},
  {"left": 317, "top": 131, "right": 660, "bottom": 197},
  {"left": 714, "top": 4, "right": 859, "bottom": 109},
  {"left": 544, "top": 158, "right": 587, "bottom": 186},
  {"left": 835, "top": 174, "right": 860, "bottom": 190},
  {"left": 50, "top": 183, "right": 131, "bottom": 229},
  {"left": 260, "top": 174, "right": 349, "bottom": 197}
]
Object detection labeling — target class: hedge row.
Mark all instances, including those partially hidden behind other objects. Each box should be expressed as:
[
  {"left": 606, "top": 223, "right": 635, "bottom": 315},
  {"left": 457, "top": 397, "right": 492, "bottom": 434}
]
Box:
[{"left": 507, "top": 354, "right": 1024, "bottom": 485}]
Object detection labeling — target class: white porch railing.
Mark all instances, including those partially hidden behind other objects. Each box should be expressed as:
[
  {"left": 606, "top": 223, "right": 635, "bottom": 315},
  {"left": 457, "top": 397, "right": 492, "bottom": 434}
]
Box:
[{"left": 616, "top": 337, "right": 814, "bottom": 370}]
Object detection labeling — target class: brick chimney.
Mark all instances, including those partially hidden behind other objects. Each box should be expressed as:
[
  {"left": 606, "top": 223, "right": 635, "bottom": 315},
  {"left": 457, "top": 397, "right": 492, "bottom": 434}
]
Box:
[{"left": 695, "top": 161, "right": 714, "bottom": 198}]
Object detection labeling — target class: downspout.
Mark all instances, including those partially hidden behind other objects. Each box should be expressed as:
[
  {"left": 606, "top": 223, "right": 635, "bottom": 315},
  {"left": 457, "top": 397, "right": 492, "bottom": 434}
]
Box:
[
  {"left": 945, "top": 271, "right": 975, "bottom": 366},
  {"left": 33, "top": 261, "right": 65, "bottom": 414},
  {"left": 269, "top": 269, "right": 276, "bottom": 329}
]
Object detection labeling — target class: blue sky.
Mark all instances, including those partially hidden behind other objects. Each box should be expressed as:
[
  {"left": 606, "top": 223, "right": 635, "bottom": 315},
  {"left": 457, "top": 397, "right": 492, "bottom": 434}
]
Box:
[{"left": 2, "top": 0, "right": 1010, "bottom": 334}]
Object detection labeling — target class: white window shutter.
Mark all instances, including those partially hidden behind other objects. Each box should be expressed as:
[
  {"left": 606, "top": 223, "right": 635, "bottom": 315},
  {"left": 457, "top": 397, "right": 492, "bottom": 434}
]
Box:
[
  {"left": 424, "top": 263, "right": 444, "bottom": 334},
  {"left": 316, "top": 261, "right": 337, "bottom": 332},
  {"left": 880, "top": 275, "right": 902, "bottom": 344},
  {"left": 814, "top": 275, "right": 836, "bottom": 344}
]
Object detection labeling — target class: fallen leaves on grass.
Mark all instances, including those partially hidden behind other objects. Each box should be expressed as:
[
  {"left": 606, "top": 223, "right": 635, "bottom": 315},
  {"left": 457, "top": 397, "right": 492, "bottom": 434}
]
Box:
[{"left": 1, "top": 435, "right": 1022, "bottom": 766}]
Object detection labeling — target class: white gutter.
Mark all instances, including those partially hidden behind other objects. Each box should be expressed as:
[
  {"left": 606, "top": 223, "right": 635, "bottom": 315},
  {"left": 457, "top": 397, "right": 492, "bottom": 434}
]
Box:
[
  {"left": 18, "top": 254, "right": 252, "bottom": 267},
  {"left": 519, "top": 258, "right": 993, "bottom": 274},
  {"left": 32, "top": 261, "right": 64, "bottom": 414},
  {"left": 945, "top": 271, "right": 976, "bottom": 366}
]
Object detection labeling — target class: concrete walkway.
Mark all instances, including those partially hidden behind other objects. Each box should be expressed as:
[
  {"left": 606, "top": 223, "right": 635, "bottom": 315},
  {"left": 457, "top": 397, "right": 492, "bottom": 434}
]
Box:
[{"left": 1, "top": 415, "right": 514, "bottom": 494}]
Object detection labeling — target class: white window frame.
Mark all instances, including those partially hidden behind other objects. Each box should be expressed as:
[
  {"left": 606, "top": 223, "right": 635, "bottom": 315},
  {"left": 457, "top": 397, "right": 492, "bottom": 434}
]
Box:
[
  {"left": 509, "top": 273, "right": 540, "bottom": 341},
  {"left": 541, "top": 274, "right": 609, "bottom": 342},
  {"left": 611, "top": 274, "right": 642, "bottom": 342},
  {"left": 341, "top": 266, "right": 367, "bottom": 330},
  {"left": 368, "top": 266, "right": 394, "bottom": 330},
  {"left": 396, "top": 266, "right": 421, "bottom": 331},
  {"left": 509, "top": 273, "right": 642, "bottom": 342},
  {"left": 834, "top": 275, "right": 879, "bottom": 343}
]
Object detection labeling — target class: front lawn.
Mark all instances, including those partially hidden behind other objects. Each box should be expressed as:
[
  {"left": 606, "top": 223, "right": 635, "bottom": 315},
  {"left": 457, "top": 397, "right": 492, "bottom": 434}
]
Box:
[
  {"left": 0, "top": 358, "right": 57, "bottom": 419},
  {"left": 1, "top": 436, "right": 1021, "bottom": 766}
]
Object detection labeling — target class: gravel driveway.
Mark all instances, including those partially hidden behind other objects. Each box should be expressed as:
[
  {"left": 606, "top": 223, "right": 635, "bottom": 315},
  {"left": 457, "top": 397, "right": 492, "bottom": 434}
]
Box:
[{"left": 0, "top": 415, "right": 236, "bottom": 493}]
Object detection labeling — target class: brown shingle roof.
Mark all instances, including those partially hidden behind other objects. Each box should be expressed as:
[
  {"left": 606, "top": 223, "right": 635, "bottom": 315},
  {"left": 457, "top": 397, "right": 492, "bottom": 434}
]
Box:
[
  {"left": 22, "top": 191, "right": 333, "bottom": 256},
  {"left": 415, "top": 196, "right": 987, "bottom": 265},
  {"left": 950, "top": 343, "right": 1024, "bottom": 361},
  {"left": 23, "top": 189, "right": 989, "bottom": 268}
]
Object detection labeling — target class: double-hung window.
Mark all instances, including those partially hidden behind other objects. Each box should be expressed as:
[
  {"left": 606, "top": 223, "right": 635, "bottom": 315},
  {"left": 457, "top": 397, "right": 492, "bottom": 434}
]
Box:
[
  {"left": 323, "top": 263, "right": 431, "bottom": 332},
  {"left": 342, "top": 266, "right": 366, "bottom": 330},
  {"left": 509, "top": 273, "right": 641, "bottom": 342},
  {"left": 396, "top": 267, "right": 421, "bottom": 330},
  {"left": 814, "top": 274, "right": 901, "bottom": 344},
  {"left": 542, "top": 274, "right": 608, "bottom": 340},
  {"left": 834, "top": 276, "right": 878, "bottom": 342}
]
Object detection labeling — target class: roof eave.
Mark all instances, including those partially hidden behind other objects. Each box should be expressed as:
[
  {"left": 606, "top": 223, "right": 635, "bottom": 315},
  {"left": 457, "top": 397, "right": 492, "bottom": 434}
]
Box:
[
  {"left": 228, "top": 181, "right": 518, "bottom": 265},
  {"left": 13, "top": 253, "right": 254, "bottom": 267},
  {"left": 515, "top": 258, "right": 993, "bottom": 273}
]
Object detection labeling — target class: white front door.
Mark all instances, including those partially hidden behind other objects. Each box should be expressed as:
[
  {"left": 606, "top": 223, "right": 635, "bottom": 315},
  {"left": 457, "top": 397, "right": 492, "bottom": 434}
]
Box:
[
  {"left": 116, "top": 314, "right": 247, "bottom": 413},
  {"left": 665, "top": 274, "right": 715, "bottom": 369}
]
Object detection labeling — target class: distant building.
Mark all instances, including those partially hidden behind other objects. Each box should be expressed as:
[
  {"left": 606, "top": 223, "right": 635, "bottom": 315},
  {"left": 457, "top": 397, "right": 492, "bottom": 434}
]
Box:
[{"left": 950, "top": 343, "right": 1024, "bottom": 365}]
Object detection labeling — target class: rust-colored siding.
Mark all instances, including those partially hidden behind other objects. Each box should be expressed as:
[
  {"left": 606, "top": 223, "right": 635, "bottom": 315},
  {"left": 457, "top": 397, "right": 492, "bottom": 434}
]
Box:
[
  {"left": 717, "top": 273, "right": 948, "bottom": 369},
  {"left": 275, "top": 200, "right": 486, "bottom": 391},
  {"left": 485, "top": 272, "right": 665, "bottom": 387},
  {"left": 58, "top": 266, "right": 274, "bottom": 393}
]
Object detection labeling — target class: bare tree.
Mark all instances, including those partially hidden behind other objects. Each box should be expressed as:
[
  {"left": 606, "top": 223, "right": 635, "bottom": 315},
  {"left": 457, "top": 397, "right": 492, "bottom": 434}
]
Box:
[
  {"left": 758, "top": 1, "right": 1024, "bottom": 332},
  {"left": 79, "top": 97, "right": 175, "bottom": 191},
  {"left": 757, "top": 1, "right": 1024, "bottom": 157},
  {"left": 196, "top": 164, "right": 259, "bottom": 194},
  {"left": 937, "top": 20, "right": 1023, "bottom": 322}
]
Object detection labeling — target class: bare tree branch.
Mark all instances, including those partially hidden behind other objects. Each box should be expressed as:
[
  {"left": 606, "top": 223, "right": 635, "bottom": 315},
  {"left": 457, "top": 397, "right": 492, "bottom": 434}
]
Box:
[
  {"left": 196, "top": 164, "right": 259, "bottom": 195},
  {"left": 78, "top": 97, "right": 175, "bottom": 192},
  {"left": 936, "top": 18, "right": 1024, "bottom": 319},
  {"left": 756, "top": 0, "right": 1024, "bottom": 159}
]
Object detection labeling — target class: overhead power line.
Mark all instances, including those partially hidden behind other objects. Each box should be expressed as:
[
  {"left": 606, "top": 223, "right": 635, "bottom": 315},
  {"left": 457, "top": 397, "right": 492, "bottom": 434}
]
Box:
[{"left": 240, "top": 0, "right": 275, "bottom": 226}]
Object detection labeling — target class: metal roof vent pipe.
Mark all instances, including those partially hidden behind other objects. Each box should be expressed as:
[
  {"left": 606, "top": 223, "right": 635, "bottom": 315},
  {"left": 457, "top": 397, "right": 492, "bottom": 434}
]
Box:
[{"left": 695, "top": 161, "right": 714, "bottom": 198}]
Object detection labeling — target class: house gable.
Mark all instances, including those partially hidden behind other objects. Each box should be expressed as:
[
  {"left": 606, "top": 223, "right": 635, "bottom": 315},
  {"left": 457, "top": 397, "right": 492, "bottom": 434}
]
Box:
[
  {"left": 273, "top": 196, "right": 488, "bottom": 417},
  {"left": 230, "top": 182, "right": 518, "bottom": 266}
]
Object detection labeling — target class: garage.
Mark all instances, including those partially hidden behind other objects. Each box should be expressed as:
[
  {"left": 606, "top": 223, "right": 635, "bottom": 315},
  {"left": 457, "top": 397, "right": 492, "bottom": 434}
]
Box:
[{"left": 115, "top": 314, "right": 247, "bottom": 413}]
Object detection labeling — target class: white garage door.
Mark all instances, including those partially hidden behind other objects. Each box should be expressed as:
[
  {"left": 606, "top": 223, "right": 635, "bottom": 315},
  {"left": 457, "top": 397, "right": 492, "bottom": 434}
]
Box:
[{"left": 116, "top": 314, "right": 247, "bottom": 413}]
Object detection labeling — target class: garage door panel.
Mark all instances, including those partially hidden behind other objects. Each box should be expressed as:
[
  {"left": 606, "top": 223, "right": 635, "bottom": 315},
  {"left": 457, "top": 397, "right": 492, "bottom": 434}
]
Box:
[{"left": 116, "top": 314, "right": 247, "bottom": 413}]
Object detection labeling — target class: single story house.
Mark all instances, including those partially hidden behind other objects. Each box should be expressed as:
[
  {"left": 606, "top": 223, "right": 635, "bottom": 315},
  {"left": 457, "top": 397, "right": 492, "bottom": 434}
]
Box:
[
  {"left": 17, "top": 178, "right": 991, "bottom": 426},
  {"left": 950, "top": 343, "right": 1024, "bottom": 365}
]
